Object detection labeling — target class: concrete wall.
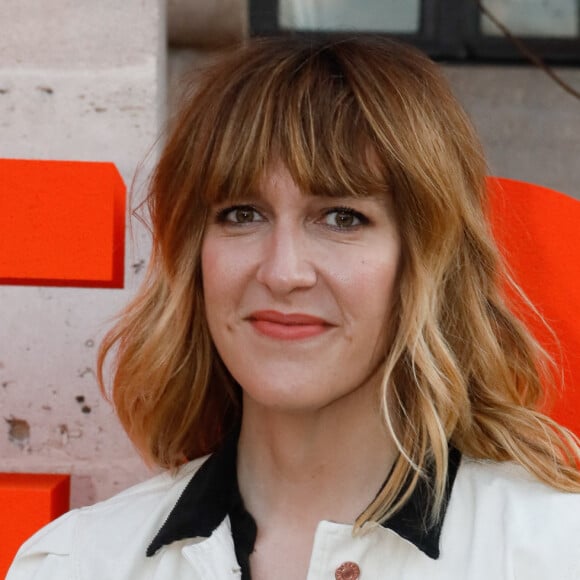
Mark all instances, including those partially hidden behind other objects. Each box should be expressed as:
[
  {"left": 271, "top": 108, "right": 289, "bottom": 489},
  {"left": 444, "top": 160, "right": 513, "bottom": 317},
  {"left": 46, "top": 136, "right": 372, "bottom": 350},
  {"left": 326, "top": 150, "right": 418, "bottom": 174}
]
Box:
[
  {"left": 0, "top": 0, "right": 166, "bottom": 507},
  {"left": 445, "top": 65, "right": 580, "bottom": 200},
  {"left": 1, "top": 0, "right": 579, "bottom": 509}
]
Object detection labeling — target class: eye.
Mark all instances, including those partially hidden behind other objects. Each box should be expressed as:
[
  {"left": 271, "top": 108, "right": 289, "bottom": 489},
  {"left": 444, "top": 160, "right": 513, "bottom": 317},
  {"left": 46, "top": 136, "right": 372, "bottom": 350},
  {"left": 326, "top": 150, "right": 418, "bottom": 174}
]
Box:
[
  {"left": 216, "top": 205, "right": 264, "bottom": 224},
  {"left": 322, "top": 207, "right": 368, "bottom": 229}
]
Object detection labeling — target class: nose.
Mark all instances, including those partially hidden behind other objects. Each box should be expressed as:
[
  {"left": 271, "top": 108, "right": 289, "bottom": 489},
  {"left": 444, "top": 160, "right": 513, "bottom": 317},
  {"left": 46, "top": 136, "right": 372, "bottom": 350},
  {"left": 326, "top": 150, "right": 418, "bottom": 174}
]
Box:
[{"left": 256, "top": 223, "right": 317, "bottom": 296}]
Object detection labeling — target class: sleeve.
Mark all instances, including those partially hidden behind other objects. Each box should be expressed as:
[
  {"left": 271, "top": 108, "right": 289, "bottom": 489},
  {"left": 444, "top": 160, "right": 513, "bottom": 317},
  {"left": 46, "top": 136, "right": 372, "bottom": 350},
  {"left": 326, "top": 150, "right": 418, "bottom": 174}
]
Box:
[{"left": 6, "top": 510, "right": 79, "bottom": 580}]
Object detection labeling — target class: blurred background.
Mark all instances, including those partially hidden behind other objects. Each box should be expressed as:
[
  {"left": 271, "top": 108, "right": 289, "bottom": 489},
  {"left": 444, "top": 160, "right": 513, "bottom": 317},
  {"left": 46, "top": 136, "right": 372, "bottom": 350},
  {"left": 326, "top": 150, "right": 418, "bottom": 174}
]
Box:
[{"left": 1, "top": 0, "right": 579, "bottom": 508}]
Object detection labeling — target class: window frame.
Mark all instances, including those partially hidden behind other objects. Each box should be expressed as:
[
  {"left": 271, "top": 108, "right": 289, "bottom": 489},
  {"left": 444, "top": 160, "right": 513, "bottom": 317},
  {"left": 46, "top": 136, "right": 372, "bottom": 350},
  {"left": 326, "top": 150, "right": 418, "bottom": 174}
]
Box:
[{"left": 248, "top": 0, "right": 580, "bottom": 64}]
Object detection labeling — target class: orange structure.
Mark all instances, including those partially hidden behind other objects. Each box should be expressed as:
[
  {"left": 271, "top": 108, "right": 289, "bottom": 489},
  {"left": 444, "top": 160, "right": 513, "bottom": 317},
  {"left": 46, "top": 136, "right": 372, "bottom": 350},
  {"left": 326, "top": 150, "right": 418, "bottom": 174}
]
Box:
[
  {"left": 488, "top": 177, "right": 580, "bottom": 436},
  {"left": 0, "top": 158, "right": 126, "bottom": 287},
  {"left": 1, "top": 157, "right": 124, "bottom": 573},
  {"left": 0, "top": 474, "right": 70, "bottom": 578}
]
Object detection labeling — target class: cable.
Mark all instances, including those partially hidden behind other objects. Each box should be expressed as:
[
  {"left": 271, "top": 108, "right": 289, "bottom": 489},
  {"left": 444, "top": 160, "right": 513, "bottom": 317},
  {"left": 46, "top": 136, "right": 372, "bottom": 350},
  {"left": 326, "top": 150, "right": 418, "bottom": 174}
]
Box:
[{"left": 476, "top": 0, "right": 580, "bottom": 100}]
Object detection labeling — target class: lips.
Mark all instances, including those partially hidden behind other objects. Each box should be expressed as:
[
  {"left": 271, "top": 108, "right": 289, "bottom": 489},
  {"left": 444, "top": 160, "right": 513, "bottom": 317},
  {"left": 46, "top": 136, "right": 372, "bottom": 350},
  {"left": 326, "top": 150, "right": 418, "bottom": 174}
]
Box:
[{"left": 247, "top": 310, "right": 331, "bottom": 340}]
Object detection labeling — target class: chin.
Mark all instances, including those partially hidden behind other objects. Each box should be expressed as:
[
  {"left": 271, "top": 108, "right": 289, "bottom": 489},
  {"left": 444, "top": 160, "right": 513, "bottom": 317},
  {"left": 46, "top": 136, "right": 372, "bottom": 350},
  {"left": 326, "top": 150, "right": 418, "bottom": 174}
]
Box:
[{"left": 241, "top": 384, "right": 332, "bottom": 414}]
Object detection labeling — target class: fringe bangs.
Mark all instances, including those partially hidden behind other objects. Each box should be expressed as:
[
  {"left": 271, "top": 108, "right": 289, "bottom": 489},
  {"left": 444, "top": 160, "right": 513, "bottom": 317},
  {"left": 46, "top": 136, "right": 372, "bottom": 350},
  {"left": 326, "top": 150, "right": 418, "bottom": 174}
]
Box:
[{"left": 186, "top": 42, "right": 390, "bottom": 207}]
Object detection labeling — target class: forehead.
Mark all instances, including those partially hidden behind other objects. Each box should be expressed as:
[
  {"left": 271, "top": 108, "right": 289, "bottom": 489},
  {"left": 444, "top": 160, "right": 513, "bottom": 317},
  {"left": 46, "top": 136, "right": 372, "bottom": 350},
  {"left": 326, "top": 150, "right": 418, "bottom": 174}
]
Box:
[
  {"left": 252, "top": 161, "right": 390, "bottom": 206},
  {"left": 211, "top": 150, "right": 391, "bottom": 208}
]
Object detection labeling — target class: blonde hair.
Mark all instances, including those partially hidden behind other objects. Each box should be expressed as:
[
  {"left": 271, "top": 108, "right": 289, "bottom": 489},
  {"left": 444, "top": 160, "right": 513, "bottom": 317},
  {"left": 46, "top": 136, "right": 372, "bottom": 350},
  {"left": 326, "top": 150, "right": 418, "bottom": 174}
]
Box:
[{"left": 98, "top": 36, "right": 580, "bottom": 528}]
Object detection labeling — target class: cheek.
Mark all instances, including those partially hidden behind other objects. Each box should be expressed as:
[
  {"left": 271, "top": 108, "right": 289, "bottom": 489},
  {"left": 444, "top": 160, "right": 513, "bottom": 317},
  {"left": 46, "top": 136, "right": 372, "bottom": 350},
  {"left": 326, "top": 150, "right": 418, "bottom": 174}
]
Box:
[
  {"left": 359, "top": 264, "right": 399, "bottom": 327},
  {"left": 202, "top": 234, "right": 256, "bottom": 277},
  {"left": 334, "top": 249, "right": 399, "bottom": 304},
  {"left": 340, "top": 250, "right": 400, "bottom": 343},
  {"left": 200, "top": 238, "right": 228, "bottom": 328},
  {"left": 201, "top": 237, "right": 238, "bottom": 291},
  {"left": 200, "top": 241, "right": 218, "bottom": 301},
  {"left": 201, "top": 237, "right": 256, "bottom": 318}
]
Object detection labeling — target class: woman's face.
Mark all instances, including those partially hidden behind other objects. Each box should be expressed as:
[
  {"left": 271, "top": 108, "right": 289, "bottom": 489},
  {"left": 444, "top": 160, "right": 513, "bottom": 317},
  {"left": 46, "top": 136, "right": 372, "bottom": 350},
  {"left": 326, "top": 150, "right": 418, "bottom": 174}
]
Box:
[{"left": 201, "top": 163, "right": 401, "bottom": 413}]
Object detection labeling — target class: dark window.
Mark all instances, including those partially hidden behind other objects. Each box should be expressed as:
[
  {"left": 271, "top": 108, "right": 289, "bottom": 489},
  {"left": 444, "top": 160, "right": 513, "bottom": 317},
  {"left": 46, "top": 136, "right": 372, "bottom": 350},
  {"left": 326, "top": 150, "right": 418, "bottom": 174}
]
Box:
[{"left": 249, "top": 0, "right": 580, "bottom": 64}]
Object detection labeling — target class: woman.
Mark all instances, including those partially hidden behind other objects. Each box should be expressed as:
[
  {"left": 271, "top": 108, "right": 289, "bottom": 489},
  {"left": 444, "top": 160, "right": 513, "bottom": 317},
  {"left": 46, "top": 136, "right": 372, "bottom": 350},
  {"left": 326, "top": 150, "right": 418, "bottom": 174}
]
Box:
[{"left": 8, "top": 36, "right": 580, "bottom": 579}]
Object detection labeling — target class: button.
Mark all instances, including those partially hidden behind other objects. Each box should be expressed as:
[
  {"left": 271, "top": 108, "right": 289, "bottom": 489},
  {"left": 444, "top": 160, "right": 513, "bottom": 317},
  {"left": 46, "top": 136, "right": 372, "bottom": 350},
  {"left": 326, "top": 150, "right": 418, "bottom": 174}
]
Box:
[{"left": 335, "top": 561, "right": 360, "bottom": 580}]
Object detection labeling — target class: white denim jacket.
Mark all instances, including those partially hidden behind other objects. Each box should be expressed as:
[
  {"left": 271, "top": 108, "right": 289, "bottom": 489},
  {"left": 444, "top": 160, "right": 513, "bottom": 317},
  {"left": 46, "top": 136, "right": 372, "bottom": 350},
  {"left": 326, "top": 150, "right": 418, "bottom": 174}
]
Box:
[{"left": 7, "top": 450, "right": 580, "bottom": 580}]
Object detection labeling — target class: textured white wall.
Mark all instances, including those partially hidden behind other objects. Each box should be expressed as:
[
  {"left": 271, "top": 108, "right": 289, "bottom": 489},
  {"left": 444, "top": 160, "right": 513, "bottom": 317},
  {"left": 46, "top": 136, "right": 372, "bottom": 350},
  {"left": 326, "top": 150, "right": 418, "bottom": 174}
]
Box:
[
  {"left": 445, "top": 65, "right": 580, "bottom": 200},
  {"left": 1, "top": 0, "right": 579, "bottom": 511},
  {"left": 0, "top": 0, "right": 166, "bottom": 507}
]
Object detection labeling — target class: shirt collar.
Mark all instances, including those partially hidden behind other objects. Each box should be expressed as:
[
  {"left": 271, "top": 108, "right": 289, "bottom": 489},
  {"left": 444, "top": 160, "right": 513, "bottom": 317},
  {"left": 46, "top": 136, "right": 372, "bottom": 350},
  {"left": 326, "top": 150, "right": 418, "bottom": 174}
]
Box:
[{"left": 147, "top": 431, "right": 461, "bottom": 560}]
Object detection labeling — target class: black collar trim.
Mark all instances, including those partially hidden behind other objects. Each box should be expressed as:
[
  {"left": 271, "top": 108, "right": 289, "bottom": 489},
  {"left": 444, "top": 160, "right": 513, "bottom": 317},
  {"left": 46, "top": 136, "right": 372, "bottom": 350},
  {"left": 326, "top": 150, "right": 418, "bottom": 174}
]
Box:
[
  {"left": 384, "top": 445, "right": 461, "bottom": 558},
  {"left": 147, "top": 432, "right": 461, "bottom": 560}
]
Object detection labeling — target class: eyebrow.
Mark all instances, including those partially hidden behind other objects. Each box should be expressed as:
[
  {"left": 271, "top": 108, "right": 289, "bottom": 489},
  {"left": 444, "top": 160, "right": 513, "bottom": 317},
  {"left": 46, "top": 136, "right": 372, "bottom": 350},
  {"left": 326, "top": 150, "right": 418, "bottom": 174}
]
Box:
[{"left": 213, "top": 172, "right": 393, "bottom": 208}]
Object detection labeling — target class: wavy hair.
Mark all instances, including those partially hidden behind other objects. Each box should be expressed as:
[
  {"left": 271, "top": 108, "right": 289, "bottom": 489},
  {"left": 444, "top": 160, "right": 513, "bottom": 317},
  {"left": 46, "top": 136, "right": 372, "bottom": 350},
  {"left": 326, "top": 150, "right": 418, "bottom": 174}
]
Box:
[{"left": 98, "top": 36, "right": 580, "bottom": 528}]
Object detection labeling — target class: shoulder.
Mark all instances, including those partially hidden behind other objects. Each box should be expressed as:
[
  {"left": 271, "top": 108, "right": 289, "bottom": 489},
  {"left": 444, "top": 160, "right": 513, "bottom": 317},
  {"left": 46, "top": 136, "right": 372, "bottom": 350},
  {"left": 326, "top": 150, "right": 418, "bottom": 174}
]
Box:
[
  {"left": 74, "top": 455, "right": 207, "bottom": 526},
  {"left": 7, "top": 456, "right": 209, "bottom": 579},
  {"left": 455, "top": 456, "right": 580, "bottom": 511},
  {"left": 443, "top": 457, "right": 580, "bottom": 578}
]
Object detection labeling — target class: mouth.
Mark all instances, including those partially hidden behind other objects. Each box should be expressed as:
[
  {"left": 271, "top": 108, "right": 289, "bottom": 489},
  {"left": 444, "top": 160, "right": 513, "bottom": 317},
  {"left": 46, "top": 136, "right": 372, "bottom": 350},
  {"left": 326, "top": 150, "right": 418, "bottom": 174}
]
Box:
[{"left": 247, "top": 310, "right": 332, "bottom": 340}]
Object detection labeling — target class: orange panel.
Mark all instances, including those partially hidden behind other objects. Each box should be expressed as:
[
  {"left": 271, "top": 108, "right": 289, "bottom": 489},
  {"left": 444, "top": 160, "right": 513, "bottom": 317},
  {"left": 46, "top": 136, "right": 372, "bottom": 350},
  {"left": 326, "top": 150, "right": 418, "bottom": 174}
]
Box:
[
  {"left": 0, "top": 158, "right": 125, "bottom": 287},
  {"left": 0, "top": 473, "right": 70, "bottom": 577},
  {"left": 488, "top": 177, "right": 580, "bottom": 435}
]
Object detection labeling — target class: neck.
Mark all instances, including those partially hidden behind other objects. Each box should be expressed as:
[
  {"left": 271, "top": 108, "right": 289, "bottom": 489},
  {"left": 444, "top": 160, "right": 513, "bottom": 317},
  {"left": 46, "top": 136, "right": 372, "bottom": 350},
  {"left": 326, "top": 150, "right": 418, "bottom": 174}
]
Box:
[{"left": 237, "top": 375, "right": 397, "bottom": 531}]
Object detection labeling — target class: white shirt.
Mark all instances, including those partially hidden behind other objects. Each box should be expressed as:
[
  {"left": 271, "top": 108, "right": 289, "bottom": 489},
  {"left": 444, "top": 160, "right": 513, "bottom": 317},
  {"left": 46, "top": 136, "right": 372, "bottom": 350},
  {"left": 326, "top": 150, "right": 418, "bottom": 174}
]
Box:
[{"left": 7, "top": 452, "right": 580, "bottom": 579}]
